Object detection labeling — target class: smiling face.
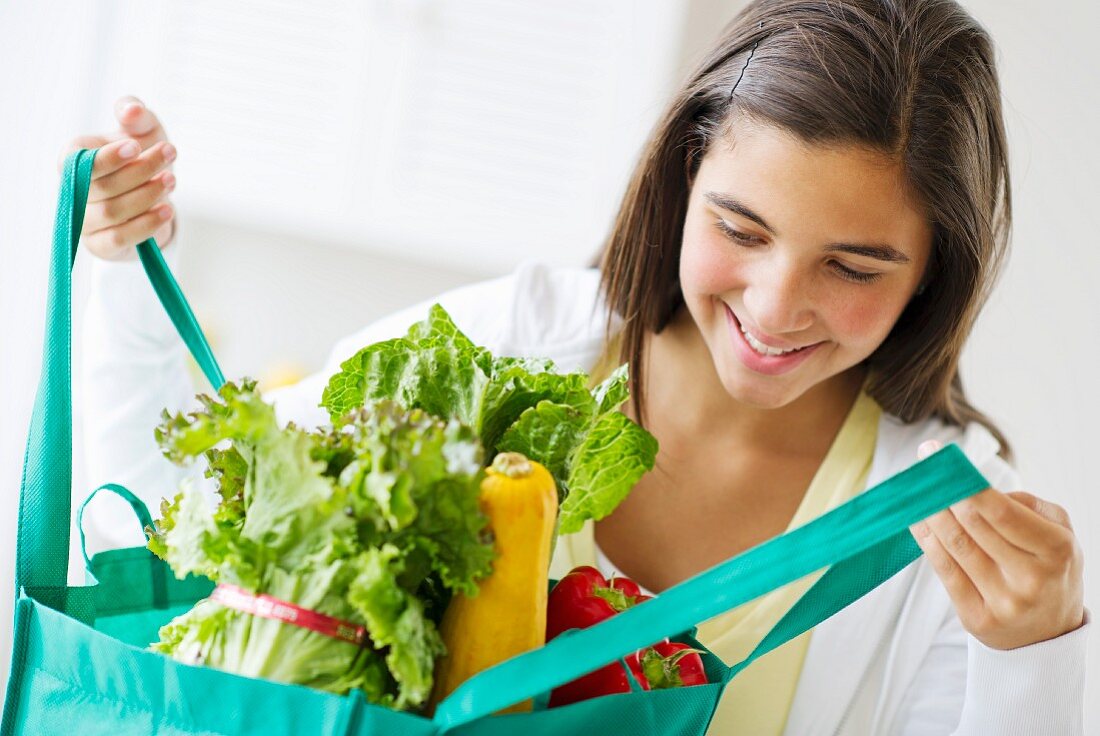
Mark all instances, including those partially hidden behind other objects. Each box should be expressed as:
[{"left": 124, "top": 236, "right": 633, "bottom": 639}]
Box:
[{"left": 679, "top": 118, "right": 934, "bottom": 409}]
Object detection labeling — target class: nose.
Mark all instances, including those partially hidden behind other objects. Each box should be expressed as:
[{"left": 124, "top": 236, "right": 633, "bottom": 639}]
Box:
[{"left": 741, "top": 256, "right": 815, "bottom": 336}]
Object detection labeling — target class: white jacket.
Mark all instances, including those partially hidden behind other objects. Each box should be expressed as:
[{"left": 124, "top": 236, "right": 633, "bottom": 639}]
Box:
[{"left": 81, "top": 249, "right": 1089, "bottom": 735}]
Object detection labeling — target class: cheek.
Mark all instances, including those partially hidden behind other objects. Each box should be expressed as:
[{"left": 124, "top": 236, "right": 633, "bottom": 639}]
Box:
[
  {"left": 680, "top": 231, "right": 743, "bottom": 297},
  {"left": 827, "top": 291, "right": 904, "bottom": 347}
]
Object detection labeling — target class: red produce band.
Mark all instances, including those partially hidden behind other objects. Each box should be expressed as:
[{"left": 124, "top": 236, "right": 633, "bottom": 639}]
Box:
[{"left": 210, "top": 583, "right": 368, "bottom": 646}]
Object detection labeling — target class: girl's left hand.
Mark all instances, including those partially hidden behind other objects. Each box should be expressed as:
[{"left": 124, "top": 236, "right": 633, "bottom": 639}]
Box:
[{"left": 908, "top": 440, "right": 1086, "bottom": 651}]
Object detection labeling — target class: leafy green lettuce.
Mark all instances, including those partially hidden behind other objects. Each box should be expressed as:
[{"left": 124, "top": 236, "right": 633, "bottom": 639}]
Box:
[
  {"left": 149, "top": 304, "right": 657, "bottom": 710},
  {"left": 321, "top": 304, "right": 658, "bottom": 533},
  {"left": 149, "top": 380, "right": 493, "bottom": 709}
]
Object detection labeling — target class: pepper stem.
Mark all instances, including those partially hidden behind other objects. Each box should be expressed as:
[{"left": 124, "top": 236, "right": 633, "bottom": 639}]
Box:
[
  {"left": 491, "top": 451, "right": 533, "bottom": 478},
  {"left": 593, "top": 585, "right": 634, "bottom": 612}
]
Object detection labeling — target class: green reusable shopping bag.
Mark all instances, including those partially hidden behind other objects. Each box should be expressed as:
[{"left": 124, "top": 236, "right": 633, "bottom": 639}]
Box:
[{"left": 2, "top": 148, "right": 993, "bottom": 735}]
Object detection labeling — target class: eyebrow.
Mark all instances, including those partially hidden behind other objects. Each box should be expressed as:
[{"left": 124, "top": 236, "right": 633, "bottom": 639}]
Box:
[{"left": 703, "top": 191, "right": 913, "bottom": 264}]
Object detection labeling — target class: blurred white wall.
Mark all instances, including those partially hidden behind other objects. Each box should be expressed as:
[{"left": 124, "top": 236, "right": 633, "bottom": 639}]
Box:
[{"left": 2, "top": 0, "right": 1097, "bottom": 729}]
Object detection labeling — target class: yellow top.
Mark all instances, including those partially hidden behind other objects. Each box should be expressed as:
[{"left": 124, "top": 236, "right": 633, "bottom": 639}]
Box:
[{"left": 549, "top": 366, "right": 882, "bottom": 735}]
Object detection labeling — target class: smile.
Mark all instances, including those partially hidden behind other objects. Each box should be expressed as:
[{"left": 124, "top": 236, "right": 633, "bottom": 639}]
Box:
[
  {"left": 738, "top": 322, "right": 813, "bottom": 356},
  {"left": 723, "top": 304, "right": 825, "bottom": 376}
]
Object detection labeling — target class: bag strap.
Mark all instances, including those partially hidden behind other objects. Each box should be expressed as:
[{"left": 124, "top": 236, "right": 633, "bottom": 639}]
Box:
[
  {"left": 432, "top": 444, "right": 989, "bottom": 730},
  {"left": 76, "top": 483, "right": 170, "bottom": 610},
  {"left": 135, "top": 231, "right": 225, "bottom": 390},
  {"left": 722, "top": 527, "right": 920, "bottom": 684},
  {"left": 76, "top": 483, "right": 157, "bottom": 571},
  {"left": 15, "top": 148, "right": 224, "bottom": 604}
]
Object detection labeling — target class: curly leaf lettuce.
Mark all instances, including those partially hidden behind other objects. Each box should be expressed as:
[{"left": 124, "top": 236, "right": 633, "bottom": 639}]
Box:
[
  {"left": 320, "top": 305, "right": 658, "bottom": 531},
  {"left": 150, "top": 381, "right": 492, "bottom": 710},
  {"left": 151, "top": 305, "right": 656, "bottom": 709}
]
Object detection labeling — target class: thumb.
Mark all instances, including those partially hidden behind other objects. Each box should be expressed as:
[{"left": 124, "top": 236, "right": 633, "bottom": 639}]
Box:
[
  {"left": 1006, "top": 490, "right": 1040, "bottom": 510},
  {"left": 113, "top": 95, "right": 164, "bottom": 142},
  {"left": 1006, "top": 491, "right": 1073, "bottom": 530},
  {"left": 917, "top": 439, "right": 943, "bottom": 461}
]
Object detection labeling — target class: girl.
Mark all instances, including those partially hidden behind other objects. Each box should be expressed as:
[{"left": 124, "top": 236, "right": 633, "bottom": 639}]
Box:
[{"left": 74, "top": 0, "right": 1088, "bottom": 732}]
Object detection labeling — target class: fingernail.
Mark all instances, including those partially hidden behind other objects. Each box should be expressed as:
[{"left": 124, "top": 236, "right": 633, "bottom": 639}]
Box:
[
  {"left": 163, "top": 144, "right": 177, "bottom": 162},
  {"left": 119, "top": 141, "right": 139, "bottom": 159},
  {"left": 123, "top": 101, "right": 143, "bottom": 116},
  {"left": 917, "top": 439, "right": 942, "bottom": 460}
]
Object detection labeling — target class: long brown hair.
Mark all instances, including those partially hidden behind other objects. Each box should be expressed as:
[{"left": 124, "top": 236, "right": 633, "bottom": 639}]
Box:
[{"left": 597, "top": 0, "right": 1014, "bottom": 462}]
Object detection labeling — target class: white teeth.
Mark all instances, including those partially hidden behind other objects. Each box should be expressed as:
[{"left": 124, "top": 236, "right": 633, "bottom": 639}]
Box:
[{"left": 739, "top": 322, "right": 803, "bottom": 356}]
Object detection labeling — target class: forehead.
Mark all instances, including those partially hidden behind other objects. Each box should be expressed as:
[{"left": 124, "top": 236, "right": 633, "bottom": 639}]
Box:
[{"left": 698, "top": 119, "right": 932, "bottom": 252}]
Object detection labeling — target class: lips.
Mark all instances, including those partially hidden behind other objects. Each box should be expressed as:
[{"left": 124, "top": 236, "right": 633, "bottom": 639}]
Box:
[
  {"left": 722, "top": 304, "right": 825, "bottom": 376},
  {"left": 730, "top": 309, "right": 821, "bottom": 353},
  {"left": 740, "top": 326, "right": 813, "bottom": 355}
]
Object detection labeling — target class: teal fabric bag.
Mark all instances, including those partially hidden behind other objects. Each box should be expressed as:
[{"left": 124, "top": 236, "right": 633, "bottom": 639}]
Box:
[{"left": 2, "top": 148, "right": 992, "bottom": 735}]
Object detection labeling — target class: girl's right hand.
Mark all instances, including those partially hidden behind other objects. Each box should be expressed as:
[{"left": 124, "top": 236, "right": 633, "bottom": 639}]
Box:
[{"left": 58, "top": 95, "right": 177, "bottom": 261}]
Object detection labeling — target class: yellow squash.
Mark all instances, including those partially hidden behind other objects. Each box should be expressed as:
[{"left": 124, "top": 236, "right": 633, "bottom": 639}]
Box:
[{"left": 427, "top": 451, "right": 558, "bottom": 714}]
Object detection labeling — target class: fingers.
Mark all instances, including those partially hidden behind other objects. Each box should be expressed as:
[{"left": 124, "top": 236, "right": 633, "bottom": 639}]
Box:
[
  {"left": 57, "top": 134, "right": 110, "bottom": 173},
  {"left": 976, "top": 491, "right": 1076, "bottom": 561},
  {"left": 938, "top": 493, "right": 1045, "bottom": 594},
  {"left": 58, "top": 136, "right": 160, "bottom": 183},
  {"left": 949, "top": 492, "right": 1034, "bottom": 564},
  {"left": 90, "top": 139, "right": 176, "bottom": 200},
  {"left": 910, "top": 519, "right": 986, "bottom": 613},
  {"left": 920, "top": 505, "right": 1003, "bottom": 593},
  {"left": 910, "top": 437, "right": 990, "bottom": 609},
  {"left": 80, "top": 137, "right": 177, "bottom": 261},
  {"left": 59, "top": 95, "right": 178, "bottom": 261},
  {"left": 81, "top": 202, "right": 175, "bottom": 262},
  {"left": 1006, "top": 491, "right": 1073, "bottom": 530},
  {"left": 60, "top": 95, "right": 172, "bottom": 170},
  {"left": 85, "top": 171, "right": 175, "bottom": 232},
  {"left": 912, "top": 438, "right": 1077, "bottom": 569},
  {"left": 909, "top": 439, "right": 1086, "bottom": 650}
]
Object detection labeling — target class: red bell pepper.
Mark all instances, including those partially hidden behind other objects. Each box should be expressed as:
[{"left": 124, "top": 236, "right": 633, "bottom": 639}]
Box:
[
  {"left": 545, "top": 565, "right": 653, "bottom": 641},
  {"left": 632, "top": 642, "right": 708, "bottom": 689},
  {"left": 546, "top": 566, "right": 708, "bottom": 708},
  {"left": 548, "top": 642, "right": 709, "bottom": 707}
]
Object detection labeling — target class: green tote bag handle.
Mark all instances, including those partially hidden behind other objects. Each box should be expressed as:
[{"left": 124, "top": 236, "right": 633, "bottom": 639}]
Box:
[
  {"left": 76, "top": 483, "right": 157, "bottom": 572},
  {"left": 15, "top": 147, "right": 224, "bottom": 606}
]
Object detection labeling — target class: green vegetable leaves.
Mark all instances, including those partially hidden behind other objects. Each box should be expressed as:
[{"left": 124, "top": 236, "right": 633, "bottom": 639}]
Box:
[
  {"left": 556, "top": 411, "right": 659, "bottom": 534},
  {"left": 326, "top": 402, "right": 494, "bottom": 596},
  {"left": 347, "top": 544, "right": 445, "bottom": 709},
  {"left": 321, "top": 305, "right": 491, "bottom": 428},
  {"left": 150, "top": 303, "right": 657, "bottom": 711},
  {"left": 150, "top": 382, "right": 492, "bottom": 710},
  {"left": 321, "top": 305, "right": 658, "bottom": 533}
]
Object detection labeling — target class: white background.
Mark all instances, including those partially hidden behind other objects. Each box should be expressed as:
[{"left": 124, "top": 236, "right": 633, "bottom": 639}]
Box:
[{"left": 1, "top": 0, "right": 1097, "bottom": 729}]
